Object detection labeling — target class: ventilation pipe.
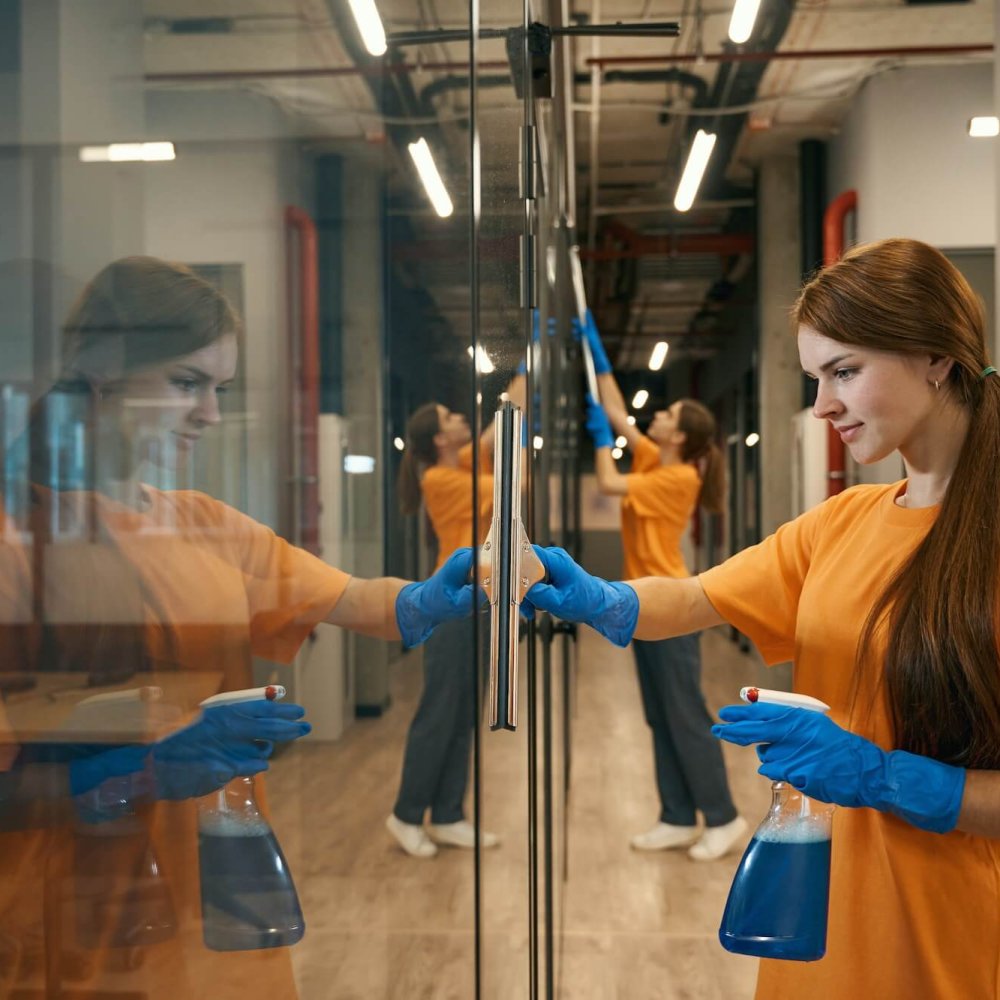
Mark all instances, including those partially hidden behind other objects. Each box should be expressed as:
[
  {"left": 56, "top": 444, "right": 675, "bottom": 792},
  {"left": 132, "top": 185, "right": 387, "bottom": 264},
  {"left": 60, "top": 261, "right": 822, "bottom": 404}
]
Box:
[
  {"left": 821, "top": 190, "right": 857, "bottom": 497},
  {"left": 285, "top": 205, "right": 321, "bottom": 555}
]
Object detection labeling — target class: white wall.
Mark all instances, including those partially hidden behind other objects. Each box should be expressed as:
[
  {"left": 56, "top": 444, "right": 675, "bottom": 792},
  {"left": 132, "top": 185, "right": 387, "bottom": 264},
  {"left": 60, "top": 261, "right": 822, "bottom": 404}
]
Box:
[
  {"left": 142, "top": 93, "right": 309, "bottom": 529},
  {"left": 828, "top": 63, "right": 995, "bottom": 249}
]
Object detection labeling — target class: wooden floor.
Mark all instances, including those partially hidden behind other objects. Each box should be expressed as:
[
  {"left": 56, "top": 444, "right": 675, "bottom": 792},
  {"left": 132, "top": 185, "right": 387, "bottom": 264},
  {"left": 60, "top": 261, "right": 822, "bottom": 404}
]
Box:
[{"left": 268, "top": 626, "right": 772, "bottom": 999}]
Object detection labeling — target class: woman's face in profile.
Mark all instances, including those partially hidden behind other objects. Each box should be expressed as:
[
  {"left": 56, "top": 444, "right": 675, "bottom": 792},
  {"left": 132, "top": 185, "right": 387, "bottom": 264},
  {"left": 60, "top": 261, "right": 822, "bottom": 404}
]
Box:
[{"left": 96, "top": 333, "right": 238, "bottom": 471}]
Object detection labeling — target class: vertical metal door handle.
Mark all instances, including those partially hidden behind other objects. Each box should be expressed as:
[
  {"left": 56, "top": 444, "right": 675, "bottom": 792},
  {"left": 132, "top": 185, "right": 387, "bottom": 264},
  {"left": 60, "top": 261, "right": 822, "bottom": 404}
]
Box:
[{"left": 480, "top": 402, "right": 544, "bottom": 731}]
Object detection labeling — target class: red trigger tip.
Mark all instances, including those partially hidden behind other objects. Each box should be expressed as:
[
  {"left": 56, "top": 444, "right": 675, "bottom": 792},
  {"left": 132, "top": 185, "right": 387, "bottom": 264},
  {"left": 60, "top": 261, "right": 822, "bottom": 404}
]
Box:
[
  {"left": 747, "top": 688, "right": 759, "bottom": 703},
  {"left": 265, "top": 685, "right": 277, "bottom": 701}
]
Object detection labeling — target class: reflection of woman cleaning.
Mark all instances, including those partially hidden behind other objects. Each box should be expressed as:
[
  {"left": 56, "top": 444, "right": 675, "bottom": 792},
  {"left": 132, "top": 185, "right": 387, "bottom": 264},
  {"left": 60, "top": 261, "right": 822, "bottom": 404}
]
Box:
[
  {"left": 580, "top": 312, "right": 745, "bottom": 860},
  {"left": 388, "top": 375, "right": 523, "bottom": 857},
  {"left": 0, "top": 256, "right": 475, "bottom": 998}
]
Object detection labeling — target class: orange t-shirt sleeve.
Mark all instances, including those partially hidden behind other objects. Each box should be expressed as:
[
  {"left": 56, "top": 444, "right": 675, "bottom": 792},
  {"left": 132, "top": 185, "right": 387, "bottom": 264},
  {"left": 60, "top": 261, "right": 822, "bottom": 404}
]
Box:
[
  {"left": 625, "top": 463, "right": 700, "bottom": 523},
  {"left": 698, "top": 500, "right": 828, "bottom": 664},
  {"left": 630, "top": 434, "right": 661, "bottom": 473},
  {"left": 207, "top": 499, "right": 351, "bottom": 663}
]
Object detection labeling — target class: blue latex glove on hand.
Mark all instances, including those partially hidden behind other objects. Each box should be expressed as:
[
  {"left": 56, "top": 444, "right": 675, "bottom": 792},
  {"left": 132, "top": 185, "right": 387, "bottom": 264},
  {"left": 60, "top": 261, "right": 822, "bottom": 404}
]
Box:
[
  {"left": 525, "top": 546, "right": 638, "bottom": 647},
  {"left": 713, "top": 702, "right": 966, "bottom": 834},
  {"left": 396, "top": 547, "right": 475, "bottom": 648},
  {"left": 70, "top": 700, "right": 311, "bottom": 802},
  {"left": 585, "top": 393, "right": 614, "bottom": 449},
  {"left": 582, "top": 309, "right": 612, "bottom": 374}
]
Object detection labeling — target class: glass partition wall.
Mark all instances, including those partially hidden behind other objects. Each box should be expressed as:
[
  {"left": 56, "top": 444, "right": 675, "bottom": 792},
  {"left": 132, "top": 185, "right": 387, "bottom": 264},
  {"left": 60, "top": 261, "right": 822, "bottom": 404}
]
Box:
[{"left": 0, "top": 1, "right": 581, "bottom": 997}]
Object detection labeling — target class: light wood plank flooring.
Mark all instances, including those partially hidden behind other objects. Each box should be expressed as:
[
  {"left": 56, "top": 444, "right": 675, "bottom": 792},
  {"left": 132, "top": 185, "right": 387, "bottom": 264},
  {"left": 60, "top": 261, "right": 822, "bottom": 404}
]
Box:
[{"left": 267, "top": 626, "right": 772, "bottom": 999}]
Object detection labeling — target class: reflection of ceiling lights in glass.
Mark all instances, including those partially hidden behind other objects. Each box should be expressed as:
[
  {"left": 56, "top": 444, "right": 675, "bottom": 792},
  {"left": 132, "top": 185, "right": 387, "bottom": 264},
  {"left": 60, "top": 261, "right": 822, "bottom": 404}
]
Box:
[
  {"left": 533, "top": 436, "right": 544, "bottom": 451},
  {"left": 626, "top": 415, "right": 637, "bottom": 426},
  {"left": 79, "top": 142, "right": 175, "bottom": 163},
  {"left": 728, "top": 0, "right": 762, "bottom": 44},
  {"left": 612, "top": 447, "right": 623, "bottom": 460},
  {"left": 631, "top": 389, "right": 649, "bottom": 409},
  {"left": 347, "top": 0, "right": 387, "bottom": 56},
  {"left": 467, "top": 345, "right": 494, "bottom": 373},
  {"left": 615, "top": 436, "right": 627, "bottom": 449},
  {"left": 745, "top": 432, "right": 760, "bottom": 448},
  {"left": 648, "top": 341, "right": 669, "bottom": 371},
  {"left": 674, "top": 130, "right": 716, "bottom": 212},
  {"left": 968, "top": 116, "right": 1000, "bottom": 137},
  {"left": 344, "top": 454, "right": 376, "bottom": 474},
  {"left": 408, "top": 138, "right": 454, "bottom": 218},
  {"left": 393, "top": 437, "right": 405, "bottom": 451}
]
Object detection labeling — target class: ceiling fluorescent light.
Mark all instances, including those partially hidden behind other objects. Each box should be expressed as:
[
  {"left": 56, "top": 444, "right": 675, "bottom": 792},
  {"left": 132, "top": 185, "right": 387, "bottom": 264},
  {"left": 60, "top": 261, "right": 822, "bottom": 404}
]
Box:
[
  {"left": 632, "top": 389, "right": 649, "bottom": 409},
  {"left": 79, "top": 141, "right": 175, "bottom": 163},
  {"left": 648, "top": 341, "right": 669, "bottom": 371},
  {"left": 408, "top": 138, "right": 454, "bottom": 218},
  {"left": 674, "top": 130, "right": 716, "bottom": 212},
  {"left": 728, "top": 0, "right": 762, "bottom": 44},
  {"left": 347, "top": 0, "right": 387, "bottom": 57},
  {"left": 969, "top": 116, "right": 1000, "bottom": 137}
]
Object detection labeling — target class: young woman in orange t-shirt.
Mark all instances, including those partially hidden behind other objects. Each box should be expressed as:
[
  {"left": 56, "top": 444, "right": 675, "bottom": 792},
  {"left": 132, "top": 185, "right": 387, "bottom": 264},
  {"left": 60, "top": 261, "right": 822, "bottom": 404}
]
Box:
[
  {"left": 580, "top": 317, "right": 745, "bottom": 861},
  {"left": 528, "top": 239, "right": 1000, "bottom": 999},
  {"left": 0, "top": 256, "right": 475, "bottom": 999},
  {"left": 388, "top": 368, "right": 524, "bottom": 858}
]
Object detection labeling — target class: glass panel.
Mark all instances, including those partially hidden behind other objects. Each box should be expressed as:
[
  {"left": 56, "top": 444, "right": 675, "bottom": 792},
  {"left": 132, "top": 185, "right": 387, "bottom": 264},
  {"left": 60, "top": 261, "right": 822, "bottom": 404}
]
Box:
[
  {"left": 0, "top": 2, "right": 493, "bottom": 997},
  {"left": 473, "top": 0, "right": 533, "bottom": 996}
]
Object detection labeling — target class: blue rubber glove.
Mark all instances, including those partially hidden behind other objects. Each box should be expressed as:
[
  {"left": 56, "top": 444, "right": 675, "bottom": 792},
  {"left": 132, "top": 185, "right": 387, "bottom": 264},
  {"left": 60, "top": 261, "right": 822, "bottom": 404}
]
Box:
[
  {"left": 69, "top": 700, "right": 311, "bottom": 802},
  {"left": 395, "top": 546, "right": 475, "bottom": 648},
  {"left": 582, "top": 309, "right": 612, "bottom": 374},
  {"left": 713, "top": 703, "right": 966, "bottom": 834},
  {"left": 525, "top": 546, "right": 638, "bottom": 647},
  {"left": 585, "top": 393, "right": 614, "bottom": 449}
]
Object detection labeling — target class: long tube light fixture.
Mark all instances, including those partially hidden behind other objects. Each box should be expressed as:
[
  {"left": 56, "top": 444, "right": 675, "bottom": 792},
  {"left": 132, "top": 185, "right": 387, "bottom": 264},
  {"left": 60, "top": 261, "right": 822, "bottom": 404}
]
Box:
[
  {"left": 648, "top": 341, "right": 669, "bottom": 371},
  {"left": 79, "top": 142, "right": 175, "bottom": 162},
  {"left": 408, "top": 138, "right": 454, "bottom": 218},
  {"left": 969, "top": 116, "right": 1000, "bottom": 137},
  {"left": 728, "top": 0, "right": 762, "bottom": 44},
  {"left": 674, "top": 130, "right": 716, "bottom": 212},
  {"left": 347, "top": 0, "right": 387, "bottom": 56}
]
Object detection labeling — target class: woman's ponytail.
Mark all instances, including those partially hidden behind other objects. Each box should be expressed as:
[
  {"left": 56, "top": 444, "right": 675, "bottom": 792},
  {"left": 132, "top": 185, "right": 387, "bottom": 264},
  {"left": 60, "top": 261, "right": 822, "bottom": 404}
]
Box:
[{"left": 397, "top": 402, "right": 441, "bottom": 515}]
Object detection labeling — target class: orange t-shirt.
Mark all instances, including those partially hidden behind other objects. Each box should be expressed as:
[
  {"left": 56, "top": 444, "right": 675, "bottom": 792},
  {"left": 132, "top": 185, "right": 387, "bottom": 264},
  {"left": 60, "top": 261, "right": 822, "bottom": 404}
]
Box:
[
  {"left": 0, "top": 488, "right": 350, "bottom": 999},
  {"left": 621, "top": 435, "right": 701, "bottom": 579},
  {"left": 700, "top": 481, "right": 1000, "bottom": 1000},
  {"left": 421, "top": 442, "right": 493, "bottom": 573}
]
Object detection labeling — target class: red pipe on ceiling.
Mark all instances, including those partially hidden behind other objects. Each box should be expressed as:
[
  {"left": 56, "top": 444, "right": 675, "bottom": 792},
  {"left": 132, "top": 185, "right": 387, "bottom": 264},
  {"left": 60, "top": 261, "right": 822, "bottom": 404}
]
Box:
[
  {"left": 585, "top": 220, "right": 754, "bottom": 258},
  {"left": 821, "top": 190, "right": 857, "bottom": 498},
  {"left": 144, "top": 44, "right": 991, "bottom": 85},
  {"left": 586, "top": 43, "right": 992, "bottom": 68},
  {"left": 285, "top": 205, "right": 321, "bottom": 556}
]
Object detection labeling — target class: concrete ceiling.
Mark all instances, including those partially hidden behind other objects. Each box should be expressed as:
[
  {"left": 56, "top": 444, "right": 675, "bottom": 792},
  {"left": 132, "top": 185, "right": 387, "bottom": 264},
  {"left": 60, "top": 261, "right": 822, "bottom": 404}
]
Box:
[{"left": 140, "top": 0, "right": 994, "bottom": 373}]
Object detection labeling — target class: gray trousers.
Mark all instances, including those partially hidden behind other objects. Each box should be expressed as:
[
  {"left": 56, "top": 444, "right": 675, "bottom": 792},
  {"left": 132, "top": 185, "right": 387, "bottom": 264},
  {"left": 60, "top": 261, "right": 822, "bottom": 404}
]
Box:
[
  {"left": 393, "top": 615, "right": 481, "bottom": 825},
  {"left": 633, "top": 634, "right": 738, "bottom": 828}
]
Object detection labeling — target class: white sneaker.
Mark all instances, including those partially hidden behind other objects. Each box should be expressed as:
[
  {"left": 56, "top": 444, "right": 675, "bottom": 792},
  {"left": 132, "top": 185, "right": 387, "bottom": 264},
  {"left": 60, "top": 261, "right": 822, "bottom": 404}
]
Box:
[
  {"left": 427, "top": 820, "right": 500, "bottom": 849},
  {"left": 386, "top": 815, "right": 437, "bottom": 858},
  {"left": 688, "top": 816, "right": 749, "bottom": 862},
  {"left": 629, "top": 822, "right": 700, "bottom": 851}
]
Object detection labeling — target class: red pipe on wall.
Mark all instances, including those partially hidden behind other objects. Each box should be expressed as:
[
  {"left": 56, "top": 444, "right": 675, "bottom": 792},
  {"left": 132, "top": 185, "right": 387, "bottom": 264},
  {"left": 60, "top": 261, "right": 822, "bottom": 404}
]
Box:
[
  {"left": 285, "top": 206, "right": 321, "bottom": 556},
  {"left": 821, "top": 190, "right": 857, "bottom": 498}
]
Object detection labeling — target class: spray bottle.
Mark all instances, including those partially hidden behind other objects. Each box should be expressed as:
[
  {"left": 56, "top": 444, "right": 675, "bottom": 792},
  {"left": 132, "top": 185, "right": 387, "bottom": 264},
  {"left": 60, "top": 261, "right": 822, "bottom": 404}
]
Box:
[
  {"left": 718, "top": 687, "right": 835, "bottom": 962},
  {"left": 196, "top": 685, "right": 305, "bottom": 951}
]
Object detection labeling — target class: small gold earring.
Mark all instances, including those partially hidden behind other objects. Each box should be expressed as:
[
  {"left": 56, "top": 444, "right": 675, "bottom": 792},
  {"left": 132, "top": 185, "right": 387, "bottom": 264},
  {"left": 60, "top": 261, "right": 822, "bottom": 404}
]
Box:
[{"left": 934, "top": 380, "right": 940, "bottom": 391}]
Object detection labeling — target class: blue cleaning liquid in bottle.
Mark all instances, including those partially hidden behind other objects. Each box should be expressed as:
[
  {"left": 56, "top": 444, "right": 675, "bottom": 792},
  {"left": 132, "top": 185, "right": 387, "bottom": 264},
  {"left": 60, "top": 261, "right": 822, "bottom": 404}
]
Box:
[
  {"left": 198, "top": 788, "right": 305, "bottom": 952},
  {"left": 719, "top": 822, "right": 831, "bottom": 961},
  {"left": 195, "top": 686, "right": 305, "bottom": 951}
]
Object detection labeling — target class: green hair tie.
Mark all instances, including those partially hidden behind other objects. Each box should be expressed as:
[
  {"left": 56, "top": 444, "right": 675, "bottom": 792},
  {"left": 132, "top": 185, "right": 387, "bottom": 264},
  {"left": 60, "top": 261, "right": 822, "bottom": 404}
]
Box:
[{"left": 981, "top": 366, "right": 998, "bottom": 379}]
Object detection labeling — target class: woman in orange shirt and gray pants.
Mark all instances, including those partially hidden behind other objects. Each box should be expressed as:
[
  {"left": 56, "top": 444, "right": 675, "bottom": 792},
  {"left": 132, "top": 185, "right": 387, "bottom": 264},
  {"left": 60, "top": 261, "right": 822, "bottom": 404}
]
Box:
[
  {"left": 388, "top": 375, "right": 523, "bottom": 858},
  {"left": 581, "top": 317, "right": 746, "bottom": 860}
]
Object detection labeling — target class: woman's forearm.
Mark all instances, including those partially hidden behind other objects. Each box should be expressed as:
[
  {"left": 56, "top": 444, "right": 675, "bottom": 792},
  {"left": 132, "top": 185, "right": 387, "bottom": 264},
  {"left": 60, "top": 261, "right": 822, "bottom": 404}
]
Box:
[
  {"left": 955, "top": 769, "right": 1000, "bottom": 838},
  {"left": 630, "top": 575, "right": 725, "bottom": 639},
  {"left": 324, "top": 576, "right": 406, "bottom": 639}
]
